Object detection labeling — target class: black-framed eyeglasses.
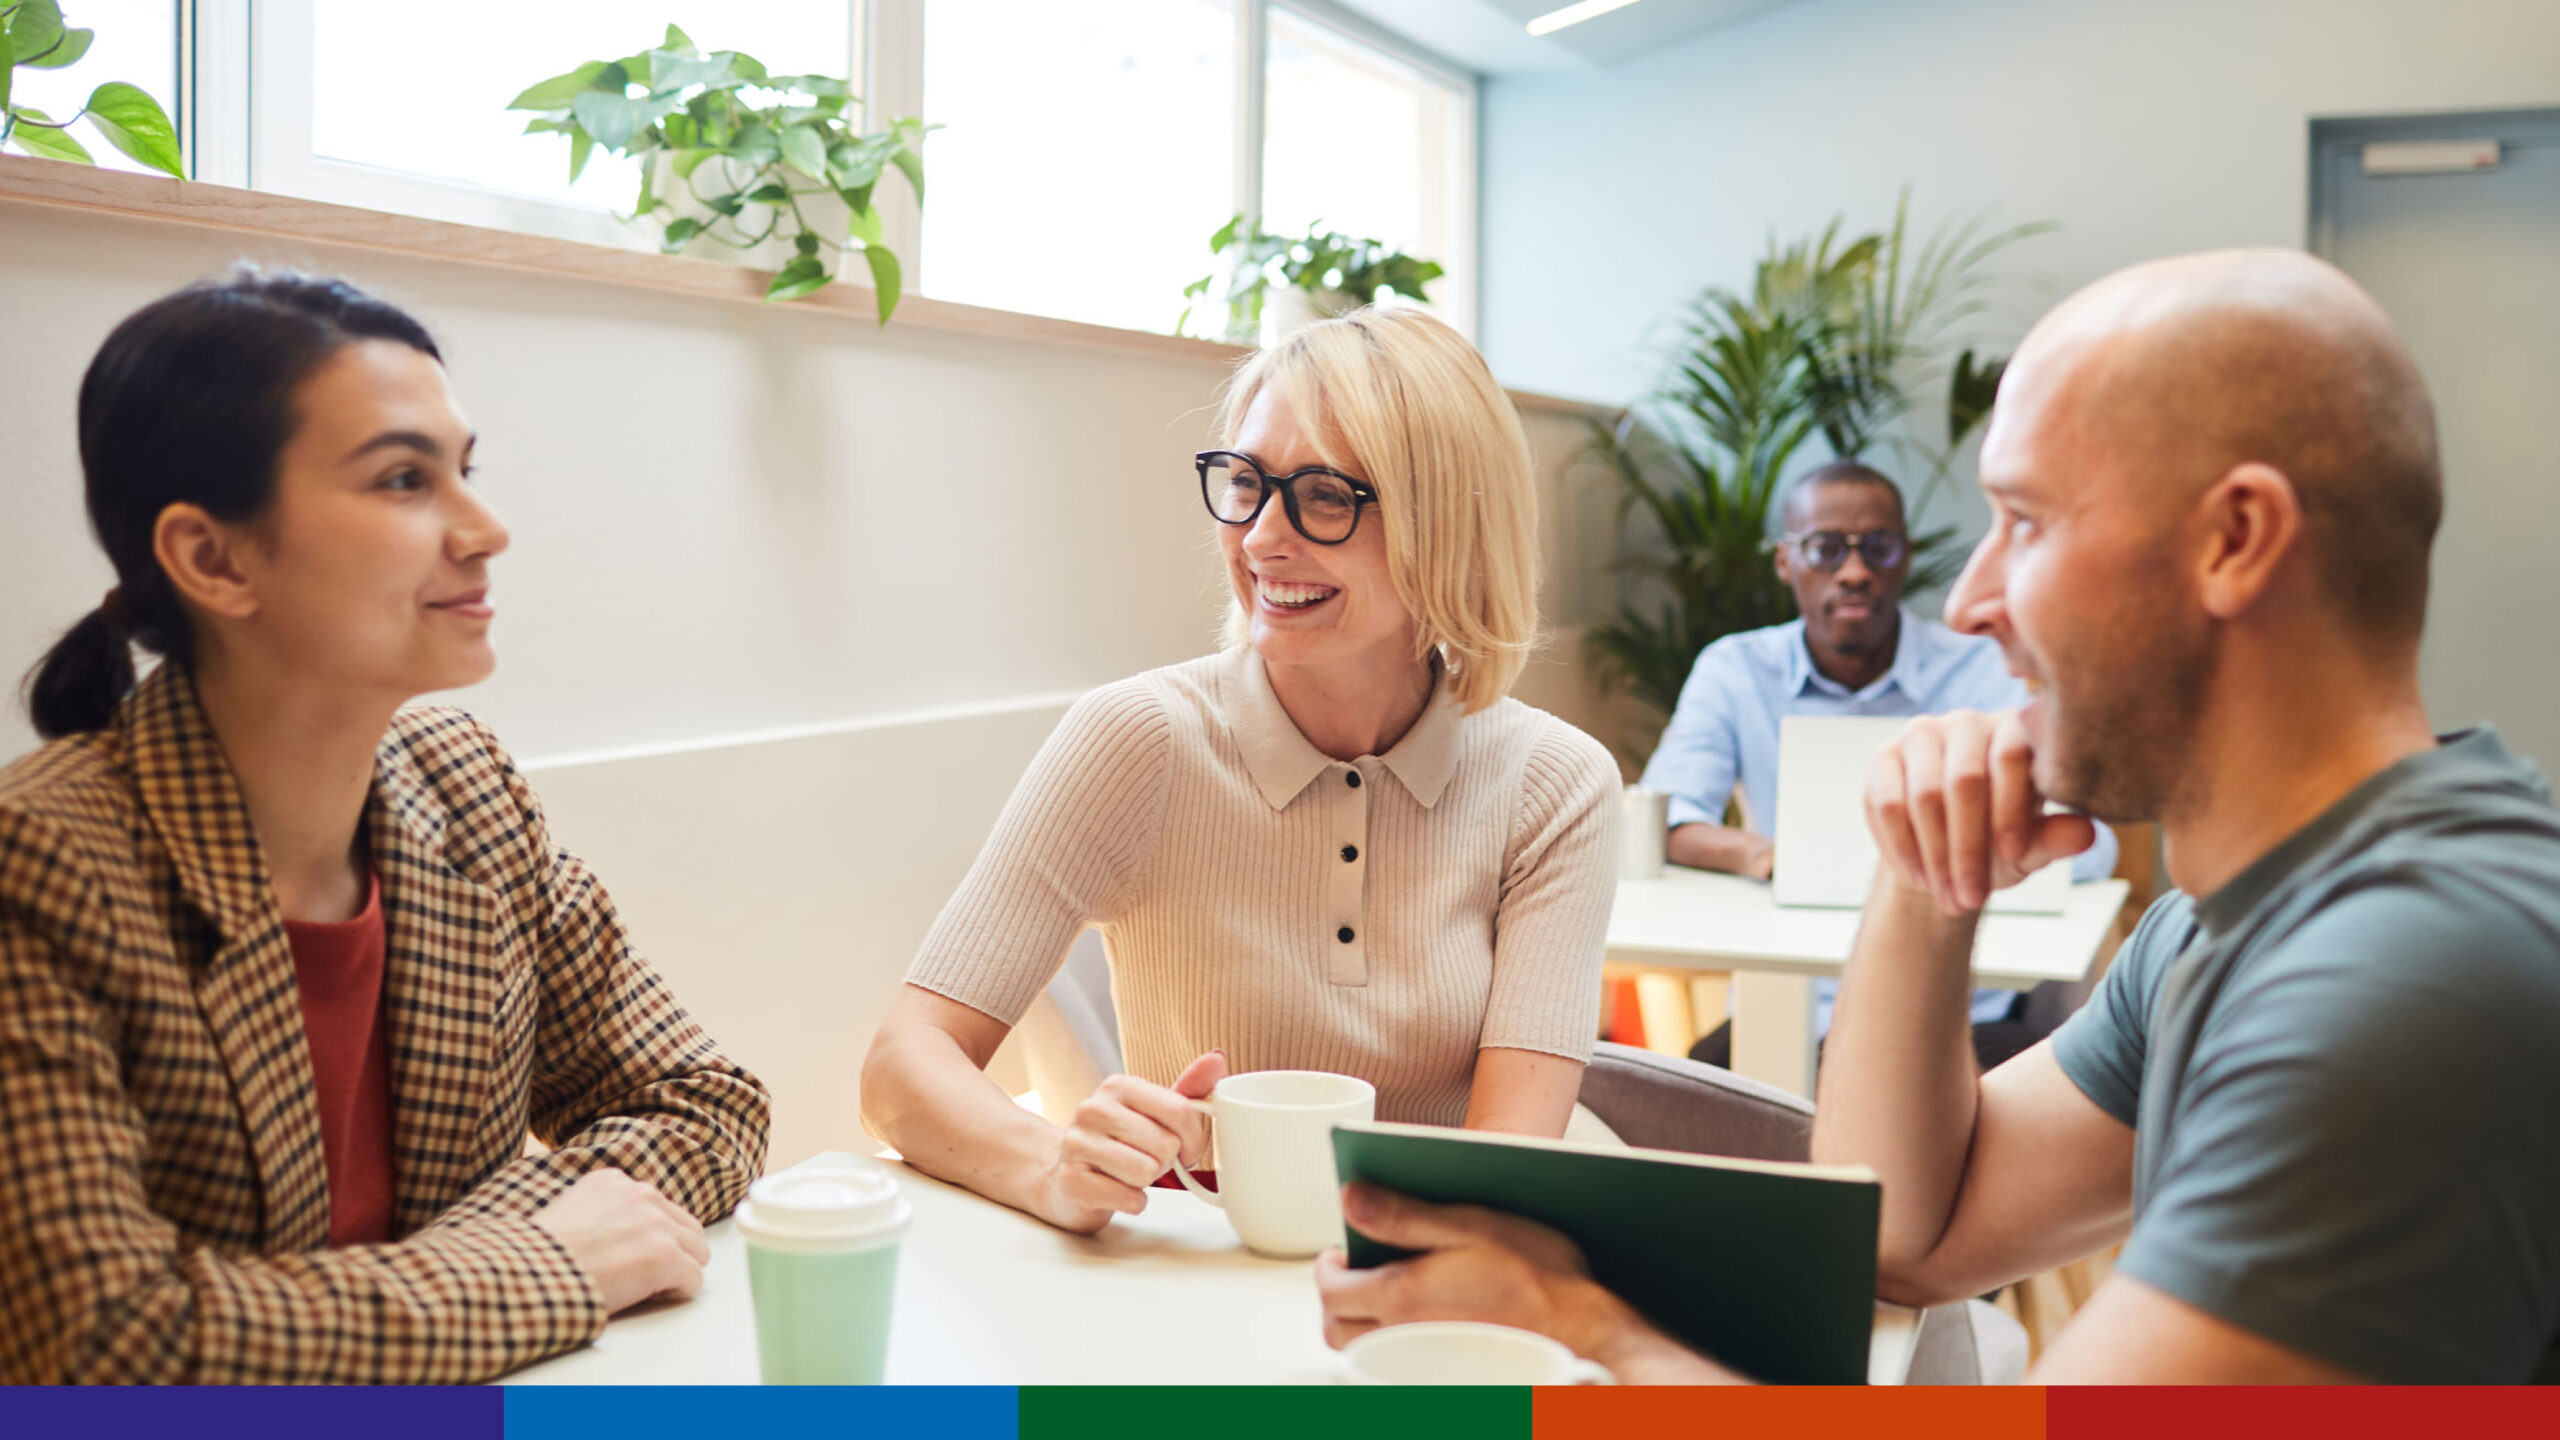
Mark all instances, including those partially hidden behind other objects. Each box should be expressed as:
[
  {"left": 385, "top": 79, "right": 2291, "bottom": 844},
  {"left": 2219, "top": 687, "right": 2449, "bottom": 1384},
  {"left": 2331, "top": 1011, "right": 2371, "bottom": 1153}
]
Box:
[
  {"left": 1197, "top": 450, "right": 1378, "bottom": 545},
  {"left": 1779, "top": 529, "right": 1909, "bottom": 572}
]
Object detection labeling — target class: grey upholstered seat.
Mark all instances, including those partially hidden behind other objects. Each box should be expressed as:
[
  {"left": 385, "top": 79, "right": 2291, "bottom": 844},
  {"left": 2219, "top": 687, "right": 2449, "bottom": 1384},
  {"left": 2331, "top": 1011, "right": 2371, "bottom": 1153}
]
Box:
[
  {"left": 1578, "top": 1041, "right": 2028, "bottom": 1385},
  {"left": 1045, "top": 928, "right": 1123, "bottom": 1075},
  {"left": 1013, "top": 929, "right": 1123, "bottom": 1125},
  {"left": 1578, "top": 1040, "right": 1816, "bottom": 1161}
]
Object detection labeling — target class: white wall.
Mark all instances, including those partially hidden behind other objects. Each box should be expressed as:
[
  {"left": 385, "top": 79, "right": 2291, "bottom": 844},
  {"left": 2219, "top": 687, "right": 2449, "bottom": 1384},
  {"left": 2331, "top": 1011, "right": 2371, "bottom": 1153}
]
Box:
[
  {"left": 0, "top": 196, "right": 1616, "bottom": 1165},
  {"left": 1482, "top": 0, "right": 2560, "bottom": 737},
  {"left": 1482, "top": 0, "right": 2560, "bottom": 404}
]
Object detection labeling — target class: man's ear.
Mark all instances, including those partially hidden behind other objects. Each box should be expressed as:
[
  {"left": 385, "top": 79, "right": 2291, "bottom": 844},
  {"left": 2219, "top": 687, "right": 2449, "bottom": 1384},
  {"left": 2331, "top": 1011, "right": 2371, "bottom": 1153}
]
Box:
[
  {"left": 2192, "top": 462, "right": 2304, "bottom": 622},
  {"left": 153, "top": 503, "right": 262, "bottom": 624},
  {"left": 1772, "top": 541, "right": 1796, "bottom": 587}
]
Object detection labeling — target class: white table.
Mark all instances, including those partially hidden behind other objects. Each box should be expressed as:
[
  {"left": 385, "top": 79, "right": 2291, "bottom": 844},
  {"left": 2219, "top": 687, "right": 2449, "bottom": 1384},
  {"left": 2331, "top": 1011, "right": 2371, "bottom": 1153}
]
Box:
[
  {"left": 504, "top": 1154, "right": 1920, "bottom": 1385},
  {"left": 1607, "top": 867, "right": 2131, "bottom": 1096}
]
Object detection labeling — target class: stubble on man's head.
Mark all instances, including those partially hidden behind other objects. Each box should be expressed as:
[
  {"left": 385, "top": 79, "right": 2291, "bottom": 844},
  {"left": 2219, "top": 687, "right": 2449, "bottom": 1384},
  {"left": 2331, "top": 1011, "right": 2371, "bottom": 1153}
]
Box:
[
  {"left": 2029, "top": 249, "right": 2440, "bottom": 634},
  {"left": 1995, "top": 249, "right": 2443, "bottom": 822}
]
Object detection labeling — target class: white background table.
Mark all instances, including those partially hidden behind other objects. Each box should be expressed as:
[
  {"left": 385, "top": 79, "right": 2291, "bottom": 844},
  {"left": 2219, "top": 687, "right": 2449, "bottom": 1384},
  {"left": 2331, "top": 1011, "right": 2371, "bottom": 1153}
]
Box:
[
  {"left": 504, "top": 1154, "right": 1919, "bottom": 1385},
  {"left": 1606, "top": 868, "right": 2131, "bottom": 1096}
]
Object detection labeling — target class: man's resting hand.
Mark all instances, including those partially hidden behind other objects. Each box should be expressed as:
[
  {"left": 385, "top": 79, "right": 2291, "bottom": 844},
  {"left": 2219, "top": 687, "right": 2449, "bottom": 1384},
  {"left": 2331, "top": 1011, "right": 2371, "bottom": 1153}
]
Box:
[{"left": 1866, "top": 708, "right": 2096, "bottom": 915}]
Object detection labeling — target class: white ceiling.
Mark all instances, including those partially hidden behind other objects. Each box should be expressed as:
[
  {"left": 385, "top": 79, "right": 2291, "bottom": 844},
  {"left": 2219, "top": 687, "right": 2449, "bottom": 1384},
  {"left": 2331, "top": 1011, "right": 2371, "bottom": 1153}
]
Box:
[{"left": 1320, "top": 0, "right": 1807, "bottom": 73}]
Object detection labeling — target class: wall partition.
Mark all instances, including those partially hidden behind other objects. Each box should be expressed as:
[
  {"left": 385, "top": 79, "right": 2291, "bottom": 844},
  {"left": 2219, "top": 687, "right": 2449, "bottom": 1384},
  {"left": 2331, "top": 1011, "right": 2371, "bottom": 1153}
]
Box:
[{"left": 0, "top": 168, "right": 1605, "bottom": 1165}]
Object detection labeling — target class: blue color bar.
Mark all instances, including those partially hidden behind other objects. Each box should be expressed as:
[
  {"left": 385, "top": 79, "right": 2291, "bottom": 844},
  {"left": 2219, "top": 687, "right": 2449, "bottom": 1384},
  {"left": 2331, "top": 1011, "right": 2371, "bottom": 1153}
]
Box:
[{"left": 504, "top": 1386, "right": 1019, "bottom": 1438}]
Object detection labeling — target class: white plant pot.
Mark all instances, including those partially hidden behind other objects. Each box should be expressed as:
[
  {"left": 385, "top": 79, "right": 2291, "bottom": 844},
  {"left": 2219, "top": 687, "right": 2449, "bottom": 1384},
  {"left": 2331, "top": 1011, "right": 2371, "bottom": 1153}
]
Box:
[
  {"left": 1259, "top": 286, "right": 1362, "bottom": 347},
  {"left": 648, "top": 152, "right": 851, "bottom": 279}
]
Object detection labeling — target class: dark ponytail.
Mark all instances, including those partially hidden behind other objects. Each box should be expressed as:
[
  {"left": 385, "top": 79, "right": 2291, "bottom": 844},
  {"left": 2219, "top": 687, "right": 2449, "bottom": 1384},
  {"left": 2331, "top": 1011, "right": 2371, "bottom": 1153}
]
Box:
[{"left": 23, "top": 268, "right": 442, "bottom": 739}]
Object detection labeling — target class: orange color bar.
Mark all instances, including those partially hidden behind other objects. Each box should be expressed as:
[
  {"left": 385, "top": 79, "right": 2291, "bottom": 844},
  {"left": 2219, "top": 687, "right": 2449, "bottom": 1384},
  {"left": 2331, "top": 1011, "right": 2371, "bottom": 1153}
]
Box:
[{"left": 1536, "top": 1385, "right": 2046, "bottom": 1440}]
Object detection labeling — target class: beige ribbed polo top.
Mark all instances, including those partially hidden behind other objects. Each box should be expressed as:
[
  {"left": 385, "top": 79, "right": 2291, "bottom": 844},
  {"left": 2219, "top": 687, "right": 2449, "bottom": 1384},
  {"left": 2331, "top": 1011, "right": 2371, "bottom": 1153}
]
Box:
[{"left": 908, "top": 647, "right": 1622, "bottom": 1127}]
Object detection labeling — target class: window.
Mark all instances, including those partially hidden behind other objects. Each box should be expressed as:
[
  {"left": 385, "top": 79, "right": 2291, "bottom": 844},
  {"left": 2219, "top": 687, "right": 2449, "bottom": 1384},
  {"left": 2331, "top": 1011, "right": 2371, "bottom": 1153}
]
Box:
[
  {"left": 918, "top": 0, "right": 1235, "bottom": 332},
  {"left": 1262, "top": 7, "right": 1474, "bottom": 337},
  {"left": 146, "top": 1, "right": 1477, "bottom": 339},
  {"left": 915, "top": 0, "right": 1477, "bottom": 337},
  {"left": 243, "top": 0, "right": 854, "bottom": 248},
  {"left": 9, "top": 0, "right": 177, "bottom": 176},
  {"left": 308, "top": 2, "right": 851, "bottom": 214}
]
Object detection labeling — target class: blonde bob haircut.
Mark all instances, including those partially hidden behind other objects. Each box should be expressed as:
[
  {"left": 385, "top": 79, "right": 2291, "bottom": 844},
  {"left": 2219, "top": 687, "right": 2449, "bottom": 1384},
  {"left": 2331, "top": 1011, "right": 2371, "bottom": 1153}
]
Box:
[{"left": 1215, "top": 306, "right": 1539, "bottom": 715}]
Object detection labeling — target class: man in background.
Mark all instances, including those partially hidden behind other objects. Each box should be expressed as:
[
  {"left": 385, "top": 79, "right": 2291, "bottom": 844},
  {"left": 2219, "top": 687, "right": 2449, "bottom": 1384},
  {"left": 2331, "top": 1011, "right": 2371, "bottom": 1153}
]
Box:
[{"left": 1639, "top": 461, "right": 2116, "bottom": 1068}]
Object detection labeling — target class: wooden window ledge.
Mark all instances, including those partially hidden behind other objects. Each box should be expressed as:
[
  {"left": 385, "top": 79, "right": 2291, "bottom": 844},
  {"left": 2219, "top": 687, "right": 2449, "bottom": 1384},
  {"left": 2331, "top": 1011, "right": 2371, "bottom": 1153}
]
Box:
[{"left": 0, "top": 154, "right": 1604, "bottom": 418}]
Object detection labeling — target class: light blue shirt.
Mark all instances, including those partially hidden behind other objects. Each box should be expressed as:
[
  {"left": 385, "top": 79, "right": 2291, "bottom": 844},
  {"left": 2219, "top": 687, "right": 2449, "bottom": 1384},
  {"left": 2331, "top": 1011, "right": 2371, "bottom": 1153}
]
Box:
[{"left": 1638, "top": 608, "right": 2118, "bottom": 1031}]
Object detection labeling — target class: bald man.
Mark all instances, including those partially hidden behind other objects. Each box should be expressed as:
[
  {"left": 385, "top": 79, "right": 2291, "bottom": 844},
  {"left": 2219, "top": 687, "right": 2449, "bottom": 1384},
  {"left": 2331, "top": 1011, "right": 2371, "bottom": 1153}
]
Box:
[{"left": 1314, "top": 250, "right": 2560, "bottom": 1384}]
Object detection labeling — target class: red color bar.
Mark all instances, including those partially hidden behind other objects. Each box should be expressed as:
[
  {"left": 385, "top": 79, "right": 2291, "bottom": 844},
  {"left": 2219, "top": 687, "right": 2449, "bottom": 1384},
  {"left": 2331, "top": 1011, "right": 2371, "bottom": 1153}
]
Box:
[{"left": 2049, "top": 1386, "right": 2560, "bottom": 1439}]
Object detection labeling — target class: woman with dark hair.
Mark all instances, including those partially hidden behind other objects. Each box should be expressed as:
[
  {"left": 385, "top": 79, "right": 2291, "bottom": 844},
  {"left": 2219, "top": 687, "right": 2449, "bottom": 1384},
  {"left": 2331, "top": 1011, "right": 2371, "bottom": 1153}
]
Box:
[{"left": 0, "top": 270, "right": 769, "bottom": 1383}]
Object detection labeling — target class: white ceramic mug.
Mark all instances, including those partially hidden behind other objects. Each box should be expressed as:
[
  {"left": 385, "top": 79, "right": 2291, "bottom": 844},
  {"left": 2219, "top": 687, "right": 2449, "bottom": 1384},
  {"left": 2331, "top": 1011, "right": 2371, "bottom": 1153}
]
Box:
[
  {"left": 1342, "top": 1322, "right": 1616, "bottom": 1385},
  {"left": 1168, "top": 1069, "right": 1375, "bottom": 1258}
]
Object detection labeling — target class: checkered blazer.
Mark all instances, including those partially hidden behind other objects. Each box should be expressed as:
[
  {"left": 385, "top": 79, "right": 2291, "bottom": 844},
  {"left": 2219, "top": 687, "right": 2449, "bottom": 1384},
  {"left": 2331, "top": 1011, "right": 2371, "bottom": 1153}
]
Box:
[{"left": 0, "top": 663, "right": 771, "bottom": 1383}]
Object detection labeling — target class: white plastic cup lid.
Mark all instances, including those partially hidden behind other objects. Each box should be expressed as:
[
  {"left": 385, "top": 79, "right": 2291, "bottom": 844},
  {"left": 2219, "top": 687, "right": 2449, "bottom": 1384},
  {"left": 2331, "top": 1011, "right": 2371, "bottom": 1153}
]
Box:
[{"left": 737, "top": 1160, "right": 911, "bottom": 1248}]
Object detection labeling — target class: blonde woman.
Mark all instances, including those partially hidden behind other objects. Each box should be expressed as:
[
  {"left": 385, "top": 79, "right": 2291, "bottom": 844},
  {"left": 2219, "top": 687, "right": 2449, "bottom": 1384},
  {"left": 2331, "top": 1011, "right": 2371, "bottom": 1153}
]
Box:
[{"left": 862, "top": 308, "right": 1620, "bottom": 1234}]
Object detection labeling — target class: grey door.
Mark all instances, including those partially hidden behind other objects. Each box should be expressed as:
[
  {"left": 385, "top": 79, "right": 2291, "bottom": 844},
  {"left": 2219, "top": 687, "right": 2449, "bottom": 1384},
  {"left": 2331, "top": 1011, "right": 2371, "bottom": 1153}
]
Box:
[{"left": 2313, "top": 110, "right": 2560, "bottom": 772}]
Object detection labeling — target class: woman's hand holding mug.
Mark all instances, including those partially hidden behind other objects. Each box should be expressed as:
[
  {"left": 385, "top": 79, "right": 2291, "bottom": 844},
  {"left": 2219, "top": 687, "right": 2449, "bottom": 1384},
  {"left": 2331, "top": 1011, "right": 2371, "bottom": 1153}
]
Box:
[{"left": 1032, "top": 1050, "right": 1226, "bottom": 1233}]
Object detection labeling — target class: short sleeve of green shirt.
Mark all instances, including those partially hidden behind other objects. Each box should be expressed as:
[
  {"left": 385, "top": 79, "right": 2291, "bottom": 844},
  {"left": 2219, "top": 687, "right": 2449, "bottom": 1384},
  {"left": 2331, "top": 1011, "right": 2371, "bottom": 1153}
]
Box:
[
  {"left": 2050, "top": 893, "right": 2194, "bottom": 1127},
  {"left": 2061, "top": 882, "right": 2560, "bottom": 1383}
]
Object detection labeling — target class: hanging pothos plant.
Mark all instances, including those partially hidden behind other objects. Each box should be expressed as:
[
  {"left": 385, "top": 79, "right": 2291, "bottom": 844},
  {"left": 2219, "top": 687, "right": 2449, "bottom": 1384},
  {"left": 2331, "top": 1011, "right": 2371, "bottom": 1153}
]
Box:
[
  {"left": 512, "top": 25, "right": 929, "bottom": 318},
  {"left": 0, "top": 1, "right": 183, "bottom": 176}
]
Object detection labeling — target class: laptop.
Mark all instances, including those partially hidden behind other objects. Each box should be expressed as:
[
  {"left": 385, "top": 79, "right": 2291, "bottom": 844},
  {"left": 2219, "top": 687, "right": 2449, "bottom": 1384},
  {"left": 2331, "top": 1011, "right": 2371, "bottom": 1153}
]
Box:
[{"left": 1769, "top": 715, "right": 2072, "bottom": 913}]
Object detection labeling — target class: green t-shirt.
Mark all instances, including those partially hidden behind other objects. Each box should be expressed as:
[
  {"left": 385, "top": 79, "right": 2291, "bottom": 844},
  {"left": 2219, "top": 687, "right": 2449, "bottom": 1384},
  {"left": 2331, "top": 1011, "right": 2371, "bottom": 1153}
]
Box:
[{"left": 2051, "top": 729, "right": 2560, "bottom": 1383}]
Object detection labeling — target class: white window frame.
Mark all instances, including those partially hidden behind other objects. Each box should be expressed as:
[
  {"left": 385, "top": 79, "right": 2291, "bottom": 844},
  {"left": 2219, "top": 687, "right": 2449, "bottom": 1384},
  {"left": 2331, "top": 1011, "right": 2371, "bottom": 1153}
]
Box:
[
  {"left": 175, "top": 0, "right": 1476, "bottom": 337},
  {"left": 178, "top": 0, "right": 252, "bottom": 188},
  {"left": 857, "top": 0, "right": 924, "bottom": 291}
]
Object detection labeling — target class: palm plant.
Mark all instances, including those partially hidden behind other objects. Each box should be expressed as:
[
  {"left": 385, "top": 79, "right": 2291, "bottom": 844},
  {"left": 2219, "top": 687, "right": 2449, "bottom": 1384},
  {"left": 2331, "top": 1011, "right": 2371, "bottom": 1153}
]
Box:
[
  {"left": 1848, "top": 197, "right": 2054, "bottom": 555},
  {"left": 1588, "top": 194, "right": 2049, "bottom": 759},
  {"left": 1585, "top": 292, "right": 1820, "bottom": 724}
]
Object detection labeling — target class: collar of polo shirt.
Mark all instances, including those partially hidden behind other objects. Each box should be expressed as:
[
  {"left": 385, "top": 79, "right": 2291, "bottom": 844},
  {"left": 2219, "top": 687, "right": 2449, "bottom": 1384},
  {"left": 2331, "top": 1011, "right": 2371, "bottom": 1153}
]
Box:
[{"left": 1224, "top": 646, "right": 1462, "bottom": 812}]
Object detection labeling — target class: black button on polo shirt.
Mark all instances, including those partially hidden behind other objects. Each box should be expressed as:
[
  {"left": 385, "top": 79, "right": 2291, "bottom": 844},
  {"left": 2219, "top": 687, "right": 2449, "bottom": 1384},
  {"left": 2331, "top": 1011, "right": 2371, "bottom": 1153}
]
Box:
[
  {"left": 1341, "top": 844, "right": 1359, "bottom": 862},
  {"left": 1345, "top": 771, "right": 1362, "bottom": 788},
  {"left": 1337, "top": 926, "right": 1355, "bottom": 944}
]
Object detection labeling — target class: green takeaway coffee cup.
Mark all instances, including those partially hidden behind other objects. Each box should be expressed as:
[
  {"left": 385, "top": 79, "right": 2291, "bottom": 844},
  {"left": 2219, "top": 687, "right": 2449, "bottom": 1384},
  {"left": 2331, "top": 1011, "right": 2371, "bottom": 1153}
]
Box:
[{"left": 737, "top": 1158, "right": 912, "bottom": 1385}]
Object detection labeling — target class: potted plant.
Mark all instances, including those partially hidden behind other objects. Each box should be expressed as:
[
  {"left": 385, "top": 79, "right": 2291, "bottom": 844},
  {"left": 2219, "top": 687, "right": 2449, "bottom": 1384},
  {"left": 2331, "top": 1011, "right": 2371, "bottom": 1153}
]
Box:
[
  {"left": 1588, "top": 195, "right": 2049, "bottom": 761},
  {"left": 0, "top": 0, "right": 181, "bottom": 175},
  {"left": 1180, "top": 214, "right": 1445, "bottom": 345},
  {"left": 511, "top": 25, "right": 928, "bottom": 317}
]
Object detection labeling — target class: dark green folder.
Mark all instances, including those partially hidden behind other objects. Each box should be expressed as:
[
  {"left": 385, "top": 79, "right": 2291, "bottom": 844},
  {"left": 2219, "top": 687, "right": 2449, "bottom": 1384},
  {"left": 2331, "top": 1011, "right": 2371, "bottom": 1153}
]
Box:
[{"left": 1331, "top": 1120, "right": 1882, "bottom": 1385}]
